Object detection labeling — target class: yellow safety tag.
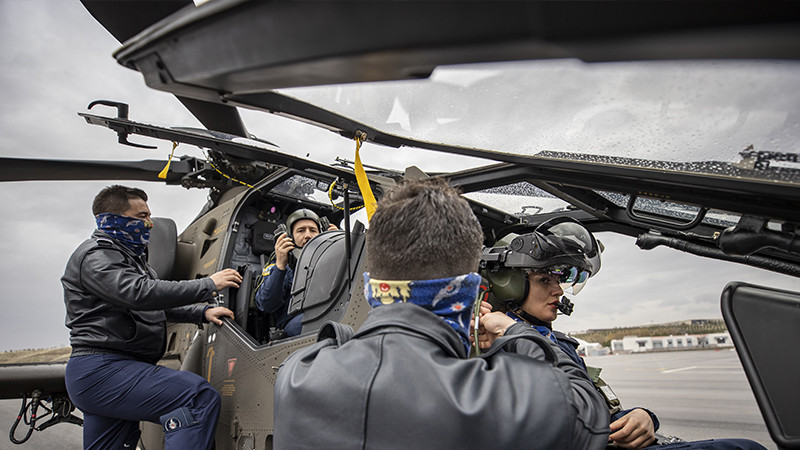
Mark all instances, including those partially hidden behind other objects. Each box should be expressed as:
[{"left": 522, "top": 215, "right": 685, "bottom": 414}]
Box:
[
  {"left": 353, "top": 131, "right": 377, "bottom": 219},
  {"left": 158, "top": 141, "right": 179, "bottom": 179}
]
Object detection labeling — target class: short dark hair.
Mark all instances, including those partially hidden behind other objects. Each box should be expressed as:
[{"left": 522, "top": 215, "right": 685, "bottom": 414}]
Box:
[
  {"left": 92, "top": 185, "right": 148, "bottom": 216},
  {"left": 366, "top": 178, "right": 483, "bottom": 280}
]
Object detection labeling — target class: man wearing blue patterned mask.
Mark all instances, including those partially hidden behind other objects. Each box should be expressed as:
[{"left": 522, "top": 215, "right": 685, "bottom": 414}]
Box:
[
  {"left": 62, "top": 185, "right": 242, "bottom": 450},
  {"left": 274, "top": 178, "right": 610, "bottom": 450}
]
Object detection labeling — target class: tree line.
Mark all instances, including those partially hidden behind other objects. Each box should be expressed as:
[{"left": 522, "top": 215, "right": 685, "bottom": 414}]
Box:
[{"left": 571, "top": 319, "right": 728, "bottom": 348}]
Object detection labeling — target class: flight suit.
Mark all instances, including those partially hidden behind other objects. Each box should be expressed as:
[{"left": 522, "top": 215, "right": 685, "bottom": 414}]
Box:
[{"left": 254, "top": 262, "right": 303, "bottom": 336}]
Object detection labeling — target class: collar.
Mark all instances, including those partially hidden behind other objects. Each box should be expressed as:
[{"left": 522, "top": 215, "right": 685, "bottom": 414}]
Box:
[
  {"left": 364, "top": 272, "right": 480, "bottom": 355},
  {"left": 91, "top": 230, "right": 151, "bottom": 268},
  {"left": 507, "top": 309, "right": 557, "bottom": 344},
  {"left": 355, "top": 303, "right": 468, "bottom": 358}
]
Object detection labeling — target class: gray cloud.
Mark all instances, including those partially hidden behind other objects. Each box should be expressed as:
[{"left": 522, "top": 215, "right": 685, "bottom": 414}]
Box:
[{"left": 1, "top": 2, "right": 798, "bottom": 351}]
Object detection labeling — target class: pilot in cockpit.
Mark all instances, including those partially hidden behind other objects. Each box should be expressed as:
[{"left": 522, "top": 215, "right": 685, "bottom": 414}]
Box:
[{"left": 254, "top": 208, "right": 337, "bottom": 337}]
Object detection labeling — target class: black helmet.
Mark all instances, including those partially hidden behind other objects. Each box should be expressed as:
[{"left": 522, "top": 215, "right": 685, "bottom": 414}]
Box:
[
  {"left": 480, "top": 217, "right": 601, "bottom": 306},
  {"left": 286, "top": 208, "right": 322, "bottom": 239},
  {"left": 508, "top": 216, "right": 601, "bottom": 275}
]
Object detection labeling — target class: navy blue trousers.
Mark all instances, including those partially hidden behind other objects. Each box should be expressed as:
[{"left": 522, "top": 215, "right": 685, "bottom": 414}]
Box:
[
  {"left": 65, "top": 354, "right": 220, "bottom": 450},
  {"left": 285, "top": 313, "right": 303, "bottom": 337}
]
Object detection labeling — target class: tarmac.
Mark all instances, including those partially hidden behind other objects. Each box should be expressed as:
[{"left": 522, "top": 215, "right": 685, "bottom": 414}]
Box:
[
  {"left": 0, "top": 348, "right": 776, "bottom": 449},
  {"left": 585, "top": 348, "right": 775, "bottom": 449}
]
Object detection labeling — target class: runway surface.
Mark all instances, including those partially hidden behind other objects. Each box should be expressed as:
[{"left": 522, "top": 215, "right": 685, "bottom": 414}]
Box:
[
  {"left": 0, "top": 348, "right": 777, "bottom": 449},
  {"left": 585, "top": 348, "right": 776, "bottom": 449}
]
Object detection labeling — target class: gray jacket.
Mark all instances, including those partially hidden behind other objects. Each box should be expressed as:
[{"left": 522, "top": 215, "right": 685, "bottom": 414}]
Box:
[
  {"left": 62, "top": 230, "right": 218, "bottom": 363},
  {"left": 275, "top": 303, "right": 609, "bottom": 450}
]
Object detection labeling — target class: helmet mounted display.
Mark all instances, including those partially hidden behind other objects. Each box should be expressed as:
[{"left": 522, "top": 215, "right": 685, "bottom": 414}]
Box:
[{"left": 480, "top": 217, "right": 601, "bottom": 309}]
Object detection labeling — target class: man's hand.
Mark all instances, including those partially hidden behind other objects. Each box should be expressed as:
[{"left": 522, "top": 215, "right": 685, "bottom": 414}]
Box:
[
  {"left": 477, "top": 311, "right": 516, "bottom": 350},
  {"left": 469, "top": 300, "right": 493, "bottom": 346},
  {"left": 205, "top": 307, "right": 234, "bottom": 326},
  {"left": 327, "top": 223, "right": 339, "bottom": 231},
  {"left": 274, "top": 233, "right": 295, "bottom": 270},
  {"left": 609, "top": 408, "right": 656, "bottom": 449},
  {"left": 210, "top": 268, "right": 242, "bottom": 290}
]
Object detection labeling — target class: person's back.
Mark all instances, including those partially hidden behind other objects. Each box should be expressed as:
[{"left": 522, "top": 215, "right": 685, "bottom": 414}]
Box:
[
  {"left": 277, "top": 304, "right": 607, "bottom": 449},
  {"left": 274, "top": 178, "right": 609, "bottom": 449}
]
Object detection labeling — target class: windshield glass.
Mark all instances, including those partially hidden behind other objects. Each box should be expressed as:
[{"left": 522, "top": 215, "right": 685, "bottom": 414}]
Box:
[
  {"left": 465, "top": 182, "right": 572, "bottom": 218},
  {"left": 464, "top": 182, "right": 742, "bottom": 228},
  {"left": 271, "top": 174, "right": 332, "bottom": 205},
  {"left": 596, "top": 191, "right": 741, "bottom": 228},
  {"left": 277, "top": 59, "right": 800, "bottom": 185}
]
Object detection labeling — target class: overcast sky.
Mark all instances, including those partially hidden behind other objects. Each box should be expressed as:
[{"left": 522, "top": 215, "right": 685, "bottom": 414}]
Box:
[{"left": 0, "top": 1, "right": 798, "bottom": 351}]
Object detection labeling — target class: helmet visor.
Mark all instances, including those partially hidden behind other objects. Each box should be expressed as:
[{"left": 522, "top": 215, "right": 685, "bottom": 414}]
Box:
[
  {"left": 534, "top": 217, "right": 601, "bottom": 276},
  {"left": 545, "top": 265, "right": 591, "bottom": 295}
]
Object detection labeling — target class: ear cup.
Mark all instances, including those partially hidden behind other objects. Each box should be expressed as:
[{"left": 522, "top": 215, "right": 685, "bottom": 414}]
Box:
[{"left": 483, "top": 268, "right": 528, "bottom": 310}]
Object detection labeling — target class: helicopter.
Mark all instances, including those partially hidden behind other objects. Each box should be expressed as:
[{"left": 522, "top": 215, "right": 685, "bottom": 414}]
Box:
[{"left": 1, "top": 1, "right": 800, "bottom": 449}]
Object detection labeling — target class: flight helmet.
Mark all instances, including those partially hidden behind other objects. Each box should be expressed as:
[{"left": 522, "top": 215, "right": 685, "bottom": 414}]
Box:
[
  {"left": 480, "top": 217, "right": 601, "bottom": 309},
  {"left": 285, "top": 208, "right": 322, "bottom": 240}
]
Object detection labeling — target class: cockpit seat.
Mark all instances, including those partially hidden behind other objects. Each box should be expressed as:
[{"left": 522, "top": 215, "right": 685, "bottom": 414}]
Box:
[
  {"left": 148, "top": 217, "right": 177, "bottom": 280},
  {"left": 288, "top": 222, "right": 366, "bottom": 334}
]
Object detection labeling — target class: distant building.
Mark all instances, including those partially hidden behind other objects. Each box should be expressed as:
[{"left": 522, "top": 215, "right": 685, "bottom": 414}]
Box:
[
  {"left": 574, "top": 337, "right": 609, "bottom": 357},
  {"left": 610, "top": 332, "right": 733, "bottom": 353}
]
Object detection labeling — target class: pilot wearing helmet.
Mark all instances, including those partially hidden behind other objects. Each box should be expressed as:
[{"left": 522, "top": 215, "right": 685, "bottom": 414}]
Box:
[
  {"left": 275, "top": 179, "right": 610, "bottom": 450},
  {"left": 478, "top": 217, "right": 766, "bottom": 450},
  {"left": 254, "top": 208, "right": 336, "bottom": 337}
]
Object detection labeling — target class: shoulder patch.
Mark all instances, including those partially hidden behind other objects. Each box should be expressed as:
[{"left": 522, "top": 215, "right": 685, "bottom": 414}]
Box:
[{"left": 263, "top": 263, "right": 276, "bottom": 276}]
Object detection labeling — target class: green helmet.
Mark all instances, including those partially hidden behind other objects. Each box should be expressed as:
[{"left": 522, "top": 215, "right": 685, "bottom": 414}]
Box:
[
  {"left": 480, "top": 217, "right": 601, "bottom": 308},
  {"left": 286, "top": 208, "right": 321, "bottom": 239}
]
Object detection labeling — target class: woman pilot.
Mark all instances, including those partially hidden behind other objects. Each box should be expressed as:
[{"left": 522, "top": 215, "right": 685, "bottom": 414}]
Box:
[{"left": 477, "top": 217, "right": 765, "bottom": 450}]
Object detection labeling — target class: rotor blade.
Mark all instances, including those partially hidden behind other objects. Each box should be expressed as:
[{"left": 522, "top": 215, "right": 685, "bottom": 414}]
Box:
[
  {"left": 176, "top": 96, "right": 250, "bottom": 138},
  {"left": 0, "top": 157, "right": 193, "bottom": 183},
  {"left": 79, "top": 112, "right": 355, "bottom": 181}
]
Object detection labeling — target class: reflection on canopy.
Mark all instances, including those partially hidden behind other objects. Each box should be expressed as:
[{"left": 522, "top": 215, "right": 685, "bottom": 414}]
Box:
[{"left": 278, "top": 59, "right": 800, "bottom": 182}]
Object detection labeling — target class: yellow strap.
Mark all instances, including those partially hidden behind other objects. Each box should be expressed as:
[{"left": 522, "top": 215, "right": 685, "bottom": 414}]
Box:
[
  {"left": 353, "top": 131, "right": 377, "bottom": 219},
  {"left": 158, "top": 141, "right": 179, "bottom": 179}
]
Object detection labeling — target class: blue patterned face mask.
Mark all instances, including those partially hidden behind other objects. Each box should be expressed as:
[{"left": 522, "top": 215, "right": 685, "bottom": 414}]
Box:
[
  {"left": 364, "top": 272, "right": 480, "bottom": 354},
  {"left": 96, "top": 213, "right": 153, "bottom": 256}
]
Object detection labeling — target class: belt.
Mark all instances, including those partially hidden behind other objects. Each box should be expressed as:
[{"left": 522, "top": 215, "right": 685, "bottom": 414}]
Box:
[{"left": 70, "top": 346, "right": 143, "bottom": 361}]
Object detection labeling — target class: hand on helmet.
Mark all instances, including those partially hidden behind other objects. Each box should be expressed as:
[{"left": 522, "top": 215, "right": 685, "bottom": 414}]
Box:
[{"left": 473, "top": 300, "right": 516, "bottom": 350}]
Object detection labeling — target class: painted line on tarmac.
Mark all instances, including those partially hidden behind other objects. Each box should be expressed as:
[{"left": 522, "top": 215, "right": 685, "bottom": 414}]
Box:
[{"left": 661, "top": 366, "right": 698, "bottom": 373}]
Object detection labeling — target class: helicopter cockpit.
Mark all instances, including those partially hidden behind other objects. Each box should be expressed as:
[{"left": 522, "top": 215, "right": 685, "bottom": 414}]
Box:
[{"left": 221, "top": 170, "right": 369, "bottom": 345}]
